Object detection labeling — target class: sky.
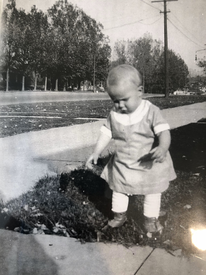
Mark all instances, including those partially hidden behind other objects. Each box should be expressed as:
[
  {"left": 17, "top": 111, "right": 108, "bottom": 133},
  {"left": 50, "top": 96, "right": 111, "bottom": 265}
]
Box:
[{"left": 2, "top": 0, "right": 206, "bottom": 74}]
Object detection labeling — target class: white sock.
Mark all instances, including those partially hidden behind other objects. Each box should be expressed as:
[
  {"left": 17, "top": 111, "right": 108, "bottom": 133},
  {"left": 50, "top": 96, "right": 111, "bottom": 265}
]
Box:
[
  {"left": 144, "top": 193, "right": 161, "bottom": 218},
  {"left": 112, "top": 191, "right": 129, "bottom": 213}
]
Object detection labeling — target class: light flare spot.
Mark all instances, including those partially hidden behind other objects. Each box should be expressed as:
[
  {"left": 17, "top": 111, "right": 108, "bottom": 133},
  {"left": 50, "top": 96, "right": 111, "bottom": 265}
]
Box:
[{"left": 191, "top": 229, "right": 206, "bottom": 251}]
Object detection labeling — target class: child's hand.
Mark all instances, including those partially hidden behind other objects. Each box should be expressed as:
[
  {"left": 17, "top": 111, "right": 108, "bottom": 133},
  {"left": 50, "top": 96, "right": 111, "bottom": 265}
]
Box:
[
  {"left": 150, "top": 146, "right": 167, "bottom": 163},
  {"left": 85, "top": 153, "right": 99, "bottom": 169}
]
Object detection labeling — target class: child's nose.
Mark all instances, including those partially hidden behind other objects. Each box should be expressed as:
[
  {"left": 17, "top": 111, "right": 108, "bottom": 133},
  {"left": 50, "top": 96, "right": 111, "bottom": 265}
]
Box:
[{"left": 119, "top": 101, "right": 125, "bottom": 108}]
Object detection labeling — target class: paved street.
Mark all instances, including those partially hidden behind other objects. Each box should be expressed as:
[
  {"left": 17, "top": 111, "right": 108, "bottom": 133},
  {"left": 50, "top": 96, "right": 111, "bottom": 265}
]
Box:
[
  {"left": 0, "top": 91, "right": 162, "bottom": 105},
  {"left": 0, "top": 91, "right": 110, "bottom": 105}
]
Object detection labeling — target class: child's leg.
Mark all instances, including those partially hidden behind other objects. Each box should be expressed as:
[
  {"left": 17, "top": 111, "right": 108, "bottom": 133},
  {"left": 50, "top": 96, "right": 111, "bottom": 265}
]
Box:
[
  {"left": 144, "top": 193, "right": 161, "bottom": 218},
  {"left": 108, "top": 191, "right": 129, "bottom": 228},
  {"left": 112, "top": 191, "right": 129, "bottom": 213},
  {"left": 143, "top": 193, "right": 163, "bottom": 233}
]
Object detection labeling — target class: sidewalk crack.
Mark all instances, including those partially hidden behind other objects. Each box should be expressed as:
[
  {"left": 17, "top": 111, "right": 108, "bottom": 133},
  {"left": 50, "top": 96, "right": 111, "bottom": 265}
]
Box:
[{"left": 133, "top": 247, "right": 155, "bottom": 275}]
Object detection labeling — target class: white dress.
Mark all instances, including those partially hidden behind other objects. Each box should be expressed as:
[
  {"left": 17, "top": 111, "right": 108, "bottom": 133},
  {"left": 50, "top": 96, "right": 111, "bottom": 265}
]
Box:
[{"left": 101, "top": 100, "right": 176, "bottom": 195}]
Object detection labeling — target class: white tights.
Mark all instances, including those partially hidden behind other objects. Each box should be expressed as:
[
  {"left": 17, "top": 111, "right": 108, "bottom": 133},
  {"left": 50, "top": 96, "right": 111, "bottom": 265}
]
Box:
[{"left": 112, "top": 191, "right": 161, "bottom": 218}]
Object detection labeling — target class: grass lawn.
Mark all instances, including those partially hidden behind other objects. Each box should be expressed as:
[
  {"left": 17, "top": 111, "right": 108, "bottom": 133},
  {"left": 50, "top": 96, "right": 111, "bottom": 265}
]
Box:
[
  {"left": 0, "top": 94, "right": 206, "bottom": 138},
  {"left": 0, "top": 95, "right": 206, "bottom": 257}
]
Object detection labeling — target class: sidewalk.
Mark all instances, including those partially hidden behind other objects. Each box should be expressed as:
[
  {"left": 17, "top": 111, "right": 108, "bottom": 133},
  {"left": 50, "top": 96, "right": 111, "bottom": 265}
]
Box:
[
  {"left": 0, "top": 102, "right": 206, "bottom": 274},
  {"left": 0, "top": 229, "right": 206, "bottom": 275}
]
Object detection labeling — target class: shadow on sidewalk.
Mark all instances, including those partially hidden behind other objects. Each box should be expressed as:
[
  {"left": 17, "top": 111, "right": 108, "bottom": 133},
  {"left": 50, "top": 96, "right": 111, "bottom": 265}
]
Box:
[{"left": 0, "top": 230, "right": 59, "bottom": 275}]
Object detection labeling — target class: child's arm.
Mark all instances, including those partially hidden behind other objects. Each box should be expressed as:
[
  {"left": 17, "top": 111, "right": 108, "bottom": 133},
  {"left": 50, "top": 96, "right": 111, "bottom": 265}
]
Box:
[
  {"left": 86, "top": 132, "right": 111, "bottom": 168},
  {"left": 150, "top": 130, "right": 171, "bottom": 162}
]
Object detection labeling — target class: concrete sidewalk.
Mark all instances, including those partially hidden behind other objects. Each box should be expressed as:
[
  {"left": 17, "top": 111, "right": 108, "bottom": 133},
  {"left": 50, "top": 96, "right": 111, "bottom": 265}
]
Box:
[
  {"left": 0, "top": 229, "right": 206, "bottom": 275},
  {"left": 0, "top": 101, "right": 206, "bottom": 275}
]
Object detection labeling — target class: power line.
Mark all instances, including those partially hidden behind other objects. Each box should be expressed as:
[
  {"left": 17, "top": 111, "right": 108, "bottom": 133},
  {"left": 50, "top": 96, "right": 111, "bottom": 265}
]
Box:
[
  {"left": 139, "top": 15, "right": 161, "bottom": 25},
  {"left": 140, "top": 0, "right": 161, "bottom": 11},
  {"left": 169, "top": 13, "right": 204, "bottom": 48},
  {"left": 168, "top": 18, "right": 204, "bottom": 48},
  {"left": 100, "top": 12, "right": 136, "bottom": 25},
  {"left": 103, "top": 14, "right": 161, "bottom": 31},
  {"left": 103, "top": 19, "right": 143, "bottom": 31},
  {"left": 98, "top": 0, "right": 161, "bottom": 31},
  {"left": 100, "top": 1, "right": 159, "bottom": 26}
]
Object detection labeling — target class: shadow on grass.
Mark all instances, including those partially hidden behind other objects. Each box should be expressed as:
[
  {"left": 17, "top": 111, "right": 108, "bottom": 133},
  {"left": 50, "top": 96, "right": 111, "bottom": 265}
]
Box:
[{"left": 170, "top": 121, "right": 206, "bottom": 175}]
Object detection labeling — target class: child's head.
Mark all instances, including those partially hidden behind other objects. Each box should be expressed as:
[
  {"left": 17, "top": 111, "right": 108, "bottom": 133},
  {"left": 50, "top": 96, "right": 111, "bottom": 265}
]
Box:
[{"left": 106, "top": 64, "right": 143, "bottom": 114}]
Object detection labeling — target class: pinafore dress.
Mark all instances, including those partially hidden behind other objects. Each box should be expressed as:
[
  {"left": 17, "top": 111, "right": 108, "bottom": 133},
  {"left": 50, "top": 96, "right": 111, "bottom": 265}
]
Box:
[{"left": 101, "top": 100, "right": 176, "bottom": 195}]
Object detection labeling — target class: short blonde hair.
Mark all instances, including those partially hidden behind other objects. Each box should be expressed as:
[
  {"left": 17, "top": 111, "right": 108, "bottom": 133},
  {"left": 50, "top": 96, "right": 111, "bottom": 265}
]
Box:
[{"left": 107, "top": 64, "right": 142, "bottom": 88}]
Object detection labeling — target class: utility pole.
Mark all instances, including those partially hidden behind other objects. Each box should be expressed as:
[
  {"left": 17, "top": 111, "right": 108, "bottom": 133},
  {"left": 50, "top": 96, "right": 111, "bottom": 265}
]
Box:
[{"left": 152, "top": 0, "right": 178, "bottom": 98}]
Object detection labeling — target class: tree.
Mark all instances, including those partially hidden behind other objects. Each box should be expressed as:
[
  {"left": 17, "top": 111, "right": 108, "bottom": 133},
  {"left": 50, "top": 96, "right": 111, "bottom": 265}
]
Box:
[
  {"left": 110, "top": 40, "right": 129, "bottom": 68},
  {"left": 197, "top": 60, "right": 206, "bottom": 75},
  {"left": 26, "top": 6, "right": 49, "bottom": 91},
  {"left": 95, "top": 42, "right": 111, "bottom": 86},
  {"left": 11, "top": 8, "right": 32, "bottom": 91},
  {"left": 86, "top": 25, "right": 111, "bottom": 91},
  {"left": 0, "top": 0, "right": 18, "bottom": 91},
  {"left": 112, "top": 34, "right": 189, "bottom": 94},
  {"left": 157, "top": 50, "right": 189, "bottom": 93},
  {"left": 128, "top": 35, "right": 163, "bottom": 92},
  {"left": 47, "top": 0, "right": 111, "bottom": 91},
  {"left": 113, "top": 34, "right": 164, "bottom": 93},
  {"left": 1, "top": 0, "right": 111, "bottom": 91}
]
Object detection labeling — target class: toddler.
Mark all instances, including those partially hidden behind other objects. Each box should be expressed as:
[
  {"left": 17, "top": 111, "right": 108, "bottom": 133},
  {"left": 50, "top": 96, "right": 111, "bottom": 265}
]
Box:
[{"left": 86, "top": 64, "right": 176, "bottom": 233}]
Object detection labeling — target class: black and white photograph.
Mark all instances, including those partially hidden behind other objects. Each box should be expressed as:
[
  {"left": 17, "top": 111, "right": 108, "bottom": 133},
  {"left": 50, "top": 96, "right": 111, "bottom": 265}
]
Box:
[{"left": 0, "top": 0, "right": 206, "bottom": 274}]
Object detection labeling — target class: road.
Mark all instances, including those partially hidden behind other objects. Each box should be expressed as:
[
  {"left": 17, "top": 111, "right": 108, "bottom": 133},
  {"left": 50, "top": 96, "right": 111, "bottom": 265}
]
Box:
[
  {"left": 0, "top": 91, "right": 110, "bottom": 105},
  {"left": 0, "top": 91, "right": 163, "bottom": 105}
]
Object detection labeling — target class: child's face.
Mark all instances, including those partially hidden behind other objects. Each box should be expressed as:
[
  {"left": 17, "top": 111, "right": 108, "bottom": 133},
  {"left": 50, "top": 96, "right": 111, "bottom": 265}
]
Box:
[{"left": 108, "top": 81, "right": 142, "bottom": 114}]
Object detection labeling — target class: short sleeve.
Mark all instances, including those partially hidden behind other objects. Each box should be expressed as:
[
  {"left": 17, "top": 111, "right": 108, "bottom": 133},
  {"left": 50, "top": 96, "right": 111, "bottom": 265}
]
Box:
[
  {"left": 149, "top": 104, "right": 170, "bottom": 134},
  {"left": 100, "top": 112, "right": 112, "bottom": 138}
]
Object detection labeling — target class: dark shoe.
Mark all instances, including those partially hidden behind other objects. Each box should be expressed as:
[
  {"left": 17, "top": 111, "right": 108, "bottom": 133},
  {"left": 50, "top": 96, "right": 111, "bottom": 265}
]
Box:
[
  {"left": 108, "top": 212, "right": 127, "bottom": 228},
  {"left": 144, "top": 216, "right": 163, "bottom": 233}
]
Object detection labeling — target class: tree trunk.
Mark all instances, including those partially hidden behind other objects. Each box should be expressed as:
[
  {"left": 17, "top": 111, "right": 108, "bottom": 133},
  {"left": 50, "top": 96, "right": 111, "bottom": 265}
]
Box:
[
  {"left": 34, "top": 73, "right": 38, "bottom": 91},
  {"left": 6, "top": 68, "right": 9, "bottom": 92},
  {"left": 77, "top": 79, "right": 81, "bottom": 90},
  {"left": 55, "top": 79, "right": 58, "bottom": 91},
  {"left": 143, "top": 71, "right": 145, "bottom": 91},
  {"left": 22, "top": 75, "right": 25, "bottom": 91},
  {"left": 44, "top": 76, "right": 47, "bottom": 91},
  {"left": 93, "top": 54, "right": 96, "bottom": 93}
]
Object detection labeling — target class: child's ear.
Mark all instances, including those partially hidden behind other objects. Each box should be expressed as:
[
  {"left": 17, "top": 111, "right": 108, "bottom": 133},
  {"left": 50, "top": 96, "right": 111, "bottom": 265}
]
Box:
[{"left": 137, "top": 85, "right": 144, "bottom": 95}]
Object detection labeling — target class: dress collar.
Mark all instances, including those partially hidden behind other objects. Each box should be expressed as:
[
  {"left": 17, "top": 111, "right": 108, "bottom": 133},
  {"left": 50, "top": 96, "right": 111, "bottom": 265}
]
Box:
[{"left": 112, "top": 100, "right": 151, "bottom": 126}]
